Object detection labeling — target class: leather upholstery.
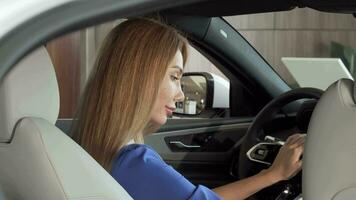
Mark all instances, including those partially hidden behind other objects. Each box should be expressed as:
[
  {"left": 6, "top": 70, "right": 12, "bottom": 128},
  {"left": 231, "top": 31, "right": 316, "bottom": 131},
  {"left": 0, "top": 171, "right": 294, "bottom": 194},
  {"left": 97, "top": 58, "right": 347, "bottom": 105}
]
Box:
[
  {"left": 303, "top": 79, "right": 356, "bottom": 200},
  {"left": 0, "top": 47, "right": 59, "bottom": 143},
  {"left": 0, "top": 47, "right": 132, "bottom": 200}
]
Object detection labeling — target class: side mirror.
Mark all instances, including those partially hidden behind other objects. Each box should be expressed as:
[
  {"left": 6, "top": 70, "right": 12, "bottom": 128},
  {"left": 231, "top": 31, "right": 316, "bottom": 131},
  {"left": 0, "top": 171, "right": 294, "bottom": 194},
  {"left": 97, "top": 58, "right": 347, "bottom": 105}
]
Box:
[{"left": 174, "top": 72, "right": 230, "bottom": 116}]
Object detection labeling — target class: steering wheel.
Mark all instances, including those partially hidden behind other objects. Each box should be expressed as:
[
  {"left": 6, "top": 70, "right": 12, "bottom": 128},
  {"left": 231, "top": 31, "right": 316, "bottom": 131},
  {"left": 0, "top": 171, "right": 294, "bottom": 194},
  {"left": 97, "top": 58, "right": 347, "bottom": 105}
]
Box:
[{"left": 236, "top": 87, "right": 323, "bottom": 199}]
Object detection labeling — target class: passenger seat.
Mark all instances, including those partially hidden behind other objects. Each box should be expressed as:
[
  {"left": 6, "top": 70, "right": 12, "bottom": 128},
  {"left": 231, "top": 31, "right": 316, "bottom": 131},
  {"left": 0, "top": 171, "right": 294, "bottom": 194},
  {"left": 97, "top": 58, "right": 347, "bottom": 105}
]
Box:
[{"left": 0, "top": 47, "right": 132, "bottom": 200}]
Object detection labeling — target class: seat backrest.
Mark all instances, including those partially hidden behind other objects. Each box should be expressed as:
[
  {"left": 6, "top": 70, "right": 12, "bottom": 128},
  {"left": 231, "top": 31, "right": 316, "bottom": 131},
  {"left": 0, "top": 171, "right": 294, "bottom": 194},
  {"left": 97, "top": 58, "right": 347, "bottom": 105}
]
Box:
[
  {"left": 0, "top": 47, "right": 132, "bottom": 200},
  {"left": 303, "top": 78, "right": 356, "bottom": 200}
]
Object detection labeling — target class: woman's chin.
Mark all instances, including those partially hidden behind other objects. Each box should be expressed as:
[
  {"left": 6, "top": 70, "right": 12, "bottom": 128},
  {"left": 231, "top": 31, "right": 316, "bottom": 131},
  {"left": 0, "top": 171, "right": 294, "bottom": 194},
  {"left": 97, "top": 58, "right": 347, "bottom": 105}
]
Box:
[{"left": 151, "top": 116, "right": 167, "bottom": 126}]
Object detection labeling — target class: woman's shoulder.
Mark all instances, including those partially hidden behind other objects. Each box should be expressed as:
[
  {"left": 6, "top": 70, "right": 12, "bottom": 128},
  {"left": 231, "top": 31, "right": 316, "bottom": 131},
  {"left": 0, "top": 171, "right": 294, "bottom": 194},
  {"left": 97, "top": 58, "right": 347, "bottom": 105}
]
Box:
[
  {"left": 118, "top": 143, "right": 157, "bottom": 155},
  {"left": 111, "top": 143, "right": 181, "bottom": 191},
  {"left": 117, "top": 143, "right": 161, "bottom": 160},
  {"left": 112, "top": 144, "right": 165, "bottom": 172}
]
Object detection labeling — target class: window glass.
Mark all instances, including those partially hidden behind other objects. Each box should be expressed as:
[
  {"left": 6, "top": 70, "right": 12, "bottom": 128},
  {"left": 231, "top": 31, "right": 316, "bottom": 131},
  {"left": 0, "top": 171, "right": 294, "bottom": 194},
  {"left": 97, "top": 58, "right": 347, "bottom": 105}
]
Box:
[
  {"left": 225, "top": 8, "right": 356, "bottom": 90},
  {"left": 48, "top": 20, "right": 244, "bottom": 120}
]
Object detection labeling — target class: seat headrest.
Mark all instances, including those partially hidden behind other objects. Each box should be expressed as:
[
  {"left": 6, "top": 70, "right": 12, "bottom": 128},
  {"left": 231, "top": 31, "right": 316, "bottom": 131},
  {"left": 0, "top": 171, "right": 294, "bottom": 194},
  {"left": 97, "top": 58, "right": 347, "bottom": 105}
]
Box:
[
  {"left": 0, "top": 47, "right": 59, "bottom": 143},
  {"left": 303, "top": 79, "right": 356, "bottom": 199}
]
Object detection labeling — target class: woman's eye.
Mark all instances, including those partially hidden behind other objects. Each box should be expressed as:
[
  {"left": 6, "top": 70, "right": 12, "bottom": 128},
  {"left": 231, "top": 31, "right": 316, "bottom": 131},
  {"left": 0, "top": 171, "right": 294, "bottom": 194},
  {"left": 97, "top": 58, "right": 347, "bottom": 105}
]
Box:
[{"left": 170, "top": 75, "right": 179, "bottom": 81}]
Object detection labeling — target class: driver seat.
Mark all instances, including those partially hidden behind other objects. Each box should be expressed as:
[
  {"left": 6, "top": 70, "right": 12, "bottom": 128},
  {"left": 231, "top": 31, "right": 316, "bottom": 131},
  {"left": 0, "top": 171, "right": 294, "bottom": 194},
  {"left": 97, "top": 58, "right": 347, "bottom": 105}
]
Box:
[
  {"left": 0, "top": 47, "right": 132, "bottom": 200},
  {"left": 304, "top": 78, "right": 356, "bottom": 199}
]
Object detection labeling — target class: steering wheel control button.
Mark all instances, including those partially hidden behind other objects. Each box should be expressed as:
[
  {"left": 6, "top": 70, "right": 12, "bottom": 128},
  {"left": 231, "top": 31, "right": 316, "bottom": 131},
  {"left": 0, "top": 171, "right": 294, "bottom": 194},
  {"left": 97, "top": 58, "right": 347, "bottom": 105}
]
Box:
[
  {"left": 247, "top": 142, "right": 283, "bottom": 165},
  {"left": 257, "top": 149, "right": 266, "bottom": 156}
]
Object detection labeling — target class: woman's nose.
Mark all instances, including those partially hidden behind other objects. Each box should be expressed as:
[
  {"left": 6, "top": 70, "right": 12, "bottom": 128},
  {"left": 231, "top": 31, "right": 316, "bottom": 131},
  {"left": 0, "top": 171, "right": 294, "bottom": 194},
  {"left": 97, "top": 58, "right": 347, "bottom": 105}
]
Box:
[{"left": 175, "top": 86, "right": 185, "bottom": 102}]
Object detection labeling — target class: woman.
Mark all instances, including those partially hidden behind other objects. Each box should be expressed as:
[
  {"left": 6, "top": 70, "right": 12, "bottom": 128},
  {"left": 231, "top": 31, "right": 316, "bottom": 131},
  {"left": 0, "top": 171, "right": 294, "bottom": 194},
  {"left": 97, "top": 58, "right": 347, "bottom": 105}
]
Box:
[{"left": 73, "top": 18, "right": 304, "bottom": 200}]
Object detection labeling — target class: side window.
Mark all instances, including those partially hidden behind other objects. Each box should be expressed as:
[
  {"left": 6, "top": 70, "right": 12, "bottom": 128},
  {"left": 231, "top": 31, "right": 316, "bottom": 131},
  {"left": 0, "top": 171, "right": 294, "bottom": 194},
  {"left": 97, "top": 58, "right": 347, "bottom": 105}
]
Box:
[{"left": 47, "top": 20, "right": 257, "bottom": 125}]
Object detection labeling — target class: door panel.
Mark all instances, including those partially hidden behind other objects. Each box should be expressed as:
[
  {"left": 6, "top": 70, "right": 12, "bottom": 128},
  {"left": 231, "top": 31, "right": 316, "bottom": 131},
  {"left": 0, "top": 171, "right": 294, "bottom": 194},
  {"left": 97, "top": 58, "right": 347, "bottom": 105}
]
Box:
[{"left": 144, "top": 119, "right": 253, "bottom": 187}]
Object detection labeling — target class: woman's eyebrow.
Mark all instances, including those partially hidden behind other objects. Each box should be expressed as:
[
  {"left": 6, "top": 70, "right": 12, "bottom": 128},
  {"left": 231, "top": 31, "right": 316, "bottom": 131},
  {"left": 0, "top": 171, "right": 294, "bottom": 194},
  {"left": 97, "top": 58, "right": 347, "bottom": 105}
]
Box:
[{"left": 171, "top": 65, "right": 183, "bottom": 74}]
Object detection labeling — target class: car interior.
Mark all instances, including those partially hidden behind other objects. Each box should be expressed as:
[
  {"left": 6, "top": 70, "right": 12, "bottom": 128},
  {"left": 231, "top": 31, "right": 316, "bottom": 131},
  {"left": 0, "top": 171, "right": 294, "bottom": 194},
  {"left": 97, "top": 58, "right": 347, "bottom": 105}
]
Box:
[{"left": 0, "top": 0, "right": 356, "bottom": 200}]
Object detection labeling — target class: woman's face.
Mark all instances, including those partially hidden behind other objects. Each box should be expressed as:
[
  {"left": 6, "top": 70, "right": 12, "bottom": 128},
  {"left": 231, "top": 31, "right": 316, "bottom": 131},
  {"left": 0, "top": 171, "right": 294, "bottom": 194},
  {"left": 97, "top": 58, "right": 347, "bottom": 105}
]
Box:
[{"left": 150, "top": 50, "right": 185, "bottom": 125}]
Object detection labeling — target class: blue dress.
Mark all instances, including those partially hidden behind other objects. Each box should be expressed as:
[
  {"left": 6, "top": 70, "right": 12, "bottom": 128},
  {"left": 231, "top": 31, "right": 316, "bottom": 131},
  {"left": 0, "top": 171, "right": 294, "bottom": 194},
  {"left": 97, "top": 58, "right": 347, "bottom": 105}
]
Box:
[{"left": 111, "top": 144, "right": 221, "bottom": 200}]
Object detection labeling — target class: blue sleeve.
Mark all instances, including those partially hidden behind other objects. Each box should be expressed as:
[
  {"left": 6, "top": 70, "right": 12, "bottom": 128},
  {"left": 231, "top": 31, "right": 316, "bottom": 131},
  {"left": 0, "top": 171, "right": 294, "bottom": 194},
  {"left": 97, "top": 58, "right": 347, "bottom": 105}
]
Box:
[{"left": 111, "top": 144, "right": 221, "bottom": 200}]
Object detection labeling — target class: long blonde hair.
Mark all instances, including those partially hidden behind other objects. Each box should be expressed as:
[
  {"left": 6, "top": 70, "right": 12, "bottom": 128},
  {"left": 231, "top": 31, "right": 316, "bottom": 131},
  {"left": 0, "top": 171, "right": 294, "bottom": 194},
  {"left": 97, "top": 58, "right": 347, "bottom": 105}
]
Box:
[{"left": 73, "top": 19, "right": 188, "bottom": 170}]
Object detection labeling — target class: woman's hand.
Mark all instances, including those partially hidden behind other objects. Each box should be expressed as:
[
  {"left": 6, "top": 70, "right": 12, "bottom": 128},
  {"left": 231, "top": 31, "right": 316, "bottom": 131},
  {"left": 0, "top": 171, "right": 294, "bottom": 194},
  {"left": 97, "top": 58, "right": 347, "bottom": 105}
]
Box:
[
  {"left": 266, "top": 133, "right": 305, "bottom": 182},
  {"left": 214, "top": 133, "right": 305, "bottom": 200}
]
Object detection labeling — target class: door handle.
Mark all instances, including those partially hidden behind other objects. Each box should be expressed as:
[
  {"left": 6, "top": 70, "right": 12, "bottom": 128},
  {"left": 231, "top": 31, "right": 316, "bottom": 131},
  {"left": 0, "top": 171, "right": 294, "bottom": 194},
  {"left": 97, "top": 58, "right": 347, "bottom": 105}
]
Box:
[{"left": 169, "top": 141, "right": 201, "bottom": 149}]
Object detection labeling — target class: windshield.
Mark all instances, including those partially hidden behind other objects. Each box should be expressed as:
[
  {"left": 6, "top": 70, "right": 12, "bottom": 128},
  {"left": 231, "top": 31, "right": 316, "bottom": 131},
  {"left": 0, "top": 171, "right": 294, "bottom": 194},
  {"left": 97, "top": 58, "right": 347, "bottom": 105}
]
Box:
[{"left": 225, "top": 8, "right": 356, "bottom": 90}]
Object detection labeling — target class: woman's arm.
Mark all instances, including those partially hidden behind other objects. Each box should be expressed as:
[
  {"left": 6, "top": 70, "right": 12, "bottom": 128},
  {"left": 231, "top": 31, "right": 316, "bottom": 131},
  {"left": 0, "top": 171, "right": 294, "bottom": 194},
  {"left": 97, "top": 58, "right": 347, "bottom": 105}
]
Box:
[
  {"left": 213, "top": 134, "right": 305, "bottom": 200},
  {"left": 111, "top": 144, "right": 221, "bottom": 200}
]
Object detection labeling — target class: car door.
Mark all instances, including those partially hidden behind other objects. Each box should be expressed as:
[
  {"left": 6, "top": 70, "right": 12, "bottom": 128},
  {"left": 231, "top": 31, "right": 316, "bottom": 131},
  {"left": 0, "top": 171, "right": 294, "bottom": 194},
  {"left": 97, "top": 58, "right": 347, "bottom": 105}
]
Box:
[{"left": 145, "top": 118, "right": 253, "bottom": 188}]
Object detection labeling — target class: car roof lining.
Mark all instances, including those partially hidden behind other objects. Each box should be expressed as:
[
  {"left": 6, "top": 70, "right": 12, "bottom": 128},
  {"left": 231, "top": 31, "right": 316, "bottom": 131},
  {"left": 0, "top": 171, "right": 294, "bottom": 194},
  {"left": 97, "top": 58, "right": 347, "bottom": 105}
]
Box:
[
  {"left": 1, "top": 0, "right": 355, "bottom": 82},
  {"left": 166, "top": 0, "right": 356, "bottom": 16},
  {"left": 0, "top": 0, "right": 202, "bottom": 83}
]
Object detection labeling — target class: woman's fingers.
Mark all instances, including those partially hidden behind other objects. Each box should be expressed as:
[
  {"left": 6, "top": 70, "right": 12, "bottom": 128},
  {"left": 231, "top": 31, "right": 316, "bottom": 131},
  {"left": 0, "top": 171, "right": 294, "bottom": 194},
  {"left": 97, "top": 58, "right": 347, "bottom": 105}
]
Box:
[
  {"left": 292, "top": 145, "right": 304, "bottom": 158},
  {"left": 288, "top": 135, "right": 305, "bottom": 163},
  {"left": 291, "top": 135, "right": 306, "bottom": 148},
  {"left": 285, "top": 133, "right": 302, "bottom": 144},
  {"left": 285, "top": 134, "right": 298, "bottom": 144},
  {"left": 286, "top": 133, "right": 306, "bottom": 147},
  {"left": 295, "top": 136, "right": 306, "bottom": 147}
]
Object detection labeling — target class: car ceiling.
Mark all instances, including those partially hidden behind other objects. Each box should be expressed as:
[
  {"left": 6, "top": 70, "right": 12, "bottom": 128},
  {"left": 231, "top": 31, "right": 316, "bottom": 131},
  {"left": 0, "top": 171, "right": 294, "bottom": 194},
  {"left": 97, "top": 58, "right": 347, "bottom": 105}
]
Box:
[
  {"left": 166, "top": 0, "right": 356, "bottom": 16},
  {"left": 1, "top": 0, "right": 355, "bottom": 83}
]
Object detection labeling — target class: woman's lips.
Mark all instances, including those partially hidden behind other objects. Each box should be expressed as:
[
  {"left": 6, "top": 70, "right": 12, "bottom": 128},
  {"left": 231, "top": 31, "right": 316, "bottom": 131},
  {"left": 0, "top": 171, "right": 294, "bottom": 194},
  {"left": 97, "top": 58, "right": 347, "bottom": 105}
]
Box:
[{"left": 165, "top": 106, "right": 175, "bottom": 115}]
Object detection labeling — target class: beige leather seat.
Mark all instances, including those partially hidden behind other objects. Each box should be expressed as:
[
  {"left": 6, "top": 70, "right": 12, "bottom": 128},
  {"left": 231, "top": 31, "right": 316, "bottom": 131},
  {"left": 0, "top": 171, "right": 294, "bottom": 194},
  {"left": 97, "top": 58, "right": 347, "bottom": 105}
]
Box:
[
  {"left": 0, "top": 47, "right": 132, "bottom": 200},
  {"left": 304, "top": 78, "right": 356, "bottom": 199}
]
